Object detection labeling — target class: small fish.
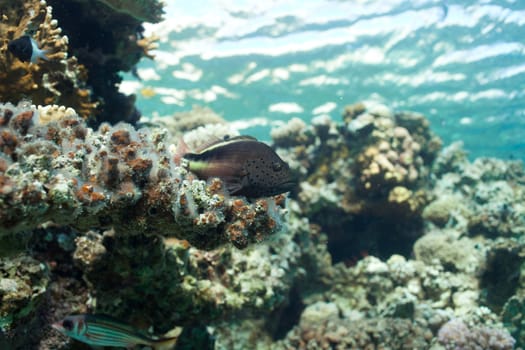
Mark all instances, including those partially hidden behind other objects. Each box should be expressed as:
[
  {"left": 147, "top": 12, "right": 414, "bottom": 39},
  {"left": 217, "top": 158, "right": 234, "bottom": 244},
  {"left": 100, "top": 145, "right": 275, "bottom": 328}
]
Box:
[
  {"left": 8, "top": 35, "right": 48, "bottom": 63},
  {"left": 181, "top": 135, "right": 296, "bottom": 198},
  {"left": 52, "top": 314, "right": 180, "bottom": 350}
]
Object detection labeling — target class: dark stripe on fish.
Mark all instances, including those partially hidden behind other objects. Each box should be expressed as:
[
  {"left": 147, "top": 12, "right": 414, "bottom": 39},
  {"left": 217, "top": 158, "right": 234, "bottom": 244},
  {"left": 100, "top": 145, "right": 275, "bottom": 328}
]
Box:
[{"left": 52, "top": 314, "right": 180, "bottom": 349}]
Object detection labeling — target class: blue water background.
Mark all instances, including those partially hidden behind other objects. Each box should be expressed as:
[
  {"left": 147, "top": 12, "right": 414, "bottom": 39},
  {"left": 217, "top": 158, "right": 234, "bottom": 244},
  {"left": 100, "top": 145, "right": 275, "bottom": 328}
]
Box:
[{"left": 121, "top": 0, "right": 525, "bottom": 161}]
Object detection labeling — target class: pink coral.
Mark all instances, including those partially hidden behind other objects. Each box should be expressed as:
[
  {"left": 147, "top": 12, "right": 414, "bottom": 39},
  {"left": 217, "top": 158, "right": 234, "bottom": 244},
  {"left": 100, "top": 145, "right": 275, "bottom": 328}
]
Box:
[{"left": 437, "top": 319, "right": 515, "bottom": 350}]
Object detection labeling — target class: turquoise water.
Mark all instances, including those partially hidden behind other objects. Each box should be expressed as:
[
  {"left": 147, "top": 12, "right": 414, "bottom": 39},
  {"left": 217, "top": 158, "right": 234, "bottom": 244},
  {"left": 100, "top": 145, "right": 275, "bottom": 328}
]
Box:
[{"left": 122, "top": 0, "right": 525, "bottom": 160}]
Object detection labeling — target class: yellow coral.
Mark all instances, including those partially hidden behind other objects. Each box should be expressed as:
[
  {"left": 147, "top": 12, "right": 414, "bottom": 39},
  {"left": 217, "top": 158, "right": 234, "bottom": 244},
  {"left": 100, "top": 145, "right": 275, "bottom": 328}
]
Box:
[
  {"left": 388, "top": 186, "right": 412, "bottom": 204},
  {"left": 37, "top": 104, "right": 77, "bottom": 124}
]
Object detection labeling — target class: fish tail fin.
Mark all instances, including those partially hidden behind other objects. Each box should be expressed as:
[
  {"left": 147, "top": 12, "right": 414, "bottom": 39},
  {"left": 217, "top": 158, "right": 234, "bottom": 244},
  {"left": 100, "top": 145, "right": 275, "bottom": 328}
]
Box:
[
  {"left": 151, "top": 338, "right": 179, "bottom": 350},
  {"left": 151, "top": 327, "right": 182, "bottom": 350},
  {"left": 173, "top": 137, "right": 190, "bottom": 165},
  {"left": 41, "top": 49, "right": 50, "bottom": 61},
  {"left": 31, "top": 49, "right": 49, "bottom": 64}
]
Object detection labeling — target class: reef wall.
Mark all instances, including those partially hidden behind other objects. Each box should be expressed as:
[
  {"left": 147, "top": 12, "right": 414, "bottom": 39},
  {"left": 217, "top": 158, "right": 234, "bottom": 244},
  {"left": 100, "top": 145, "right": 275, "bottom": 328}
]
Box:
[{"left": 1, "top": 100, "right": 523, "bottom": 349}]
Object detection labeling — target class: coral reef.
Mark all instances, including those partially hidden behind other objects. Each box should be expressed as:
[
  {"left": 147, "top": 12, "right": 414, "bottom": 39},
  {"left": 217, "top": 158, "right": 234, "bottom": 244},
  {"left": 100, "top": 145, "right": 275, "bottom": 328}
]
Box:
[
  {"left": 0, "top": 0, "right": 96, "bottom": 118},
  {"left": 2, "top": 99, "right": 525, "bottom": 350},
  {"left": 47, "top": 0, "right": 162, "bottom": 125},
  {"left": 0, "top": 102, "right": 285, "bottom": 250},
  {"left": 70, "top": 202, "right": 326, "bottom": 333},
  {"left": 235, "top": 105, "right": 521, "bottom": 349},
  {"left": 0, "top": 0, "right": 162, "bottom": 125},
  {"left": 273, "top": 101, "right": 442, "bottom": 263},
  {"left": 0, "top": 254, "right": 50, "bottom": 348}
]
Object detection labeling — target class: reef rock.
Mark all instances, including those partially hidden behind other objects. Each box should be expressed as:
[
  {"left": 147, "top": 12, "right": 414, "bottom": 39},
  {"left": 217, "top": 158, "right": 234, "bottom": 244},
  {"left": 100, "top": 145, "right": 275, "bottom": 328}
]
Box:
[
  {"left": 0, "top": 102, "right": 285, "bottom": 250},
  {"left": 273, "top": 101, "right": 442, "bottom": 264}
]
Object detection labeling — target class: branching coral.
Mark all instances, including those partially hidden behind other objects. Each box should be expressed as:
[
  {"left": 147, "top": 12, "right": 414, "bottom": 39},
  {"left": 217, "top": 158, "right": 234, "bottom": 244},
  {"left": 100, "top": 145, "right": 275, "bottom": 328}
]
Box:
[
  {"left": 47, "top": 0, "right": 162, "bottom": 125},
  {"left": 0, "top": 0, "right": 163, "bottom": 126},
  {"left": 0, "top": 102, "right": 286, "bottom": 250},
  {"left": 0, "top": 0, "right": 96, "bottom": 119}
]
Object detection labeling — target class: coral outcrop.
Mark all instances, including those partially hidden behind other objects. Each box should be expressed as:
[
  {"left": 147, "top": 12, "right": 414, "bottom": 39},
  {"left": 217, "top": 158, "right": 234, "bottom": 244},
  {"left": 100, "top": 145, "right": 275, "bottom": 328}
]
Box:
[
  {"left": 0, "top": 102, "right": 285, "bottom": 250},
  {"left": 1, "top": 0, "right": 162, "bottom": 125},
  {"left": 2, "top": 99, "right": 524, "bottom": 350},
  {"left": 0, "top": 254, "right": 50, "bottom": 348},
  {"left": 0, "top": 0, "right": 96, "bottom": 118},
  {"left": 47, "top": 0, "right": 162, "bottom": 125},
  {"left": 273, "top": 102, "right": 442, "bottom": 263},
  {"left": 69, "top": 203, "right": 328, "bottom": 334}
]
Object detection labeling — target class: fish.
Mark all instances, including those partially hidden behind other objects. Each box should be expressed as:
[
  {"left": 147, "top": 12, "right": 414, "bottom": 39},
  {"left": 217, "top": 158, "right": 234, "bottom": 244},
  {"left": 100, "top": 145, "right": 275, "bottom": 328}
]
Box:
[
  {"left": 7, "top": 35, "right": 49, "bottom": 63},
  {"left": 181, "top": 135, "right": 296, "bottom": 198},
  {"left": 52, "top": 314, "right": 181, "bottom": 350}
]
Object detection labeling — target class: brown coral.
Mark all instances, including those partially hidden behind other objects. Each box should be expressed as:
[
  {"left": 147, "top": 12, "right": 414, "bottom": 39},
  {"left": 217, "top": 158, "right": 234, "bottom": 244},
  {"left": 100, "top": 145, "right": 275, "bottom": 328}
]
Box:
[
  {"left": 0, "top": 0, "right": 96, "bottom": 119},
  {"left": 47, "top": 0, "right": 162, "bottom": 125}
]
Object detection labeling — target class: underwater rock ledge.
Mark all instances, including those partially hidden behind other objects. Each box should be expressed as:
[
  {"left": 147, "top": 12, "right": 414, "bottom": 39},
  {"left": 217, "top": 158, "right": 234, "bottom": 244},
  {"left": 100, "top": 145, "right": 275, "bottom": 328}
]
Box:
[
  {"left": 0, "top": 102, "right": 286, "bottom": 250},
  {"left": 1, "top": 100, "right": 523, "bottom": 349}
]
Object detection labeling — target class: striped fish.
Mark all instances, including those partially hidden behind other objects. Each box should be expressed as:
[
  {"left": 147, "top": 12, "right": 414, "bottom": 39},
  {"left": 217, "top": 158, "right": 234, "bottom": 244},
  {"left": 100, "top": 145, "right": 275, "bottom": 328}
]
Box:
[{"left": 52, "top": 314, "right": 180, "bottom": 350}]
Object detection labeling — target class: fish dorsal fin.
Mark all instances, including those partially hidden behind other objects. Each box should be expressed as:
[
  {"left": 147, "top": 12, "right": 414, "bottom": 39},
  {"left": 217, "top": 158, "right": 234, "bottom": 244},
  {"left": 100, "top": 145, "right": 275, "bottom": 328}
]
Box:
[
  {"left": 194, "top": 135, "right": 258, "bottom": 154},
  {"left": 193, "top": 135, "right": 224, "bottom": 153}
]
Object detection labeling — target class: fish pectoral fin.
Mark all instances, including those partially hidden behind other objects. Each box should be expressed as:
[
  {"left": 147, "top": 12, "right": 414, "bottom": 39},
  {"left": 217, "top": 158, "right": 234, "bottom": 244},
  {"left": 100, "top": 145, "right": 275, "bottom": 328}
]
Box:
[
  {"left": 225, "top": 180, "right": 243, "bottom": 195},
  {"left": 151, "top": 336, "right": 180, "bottom": 350},
  {"left": 151, "top": 326, "right": 182, "bottom": 350}
]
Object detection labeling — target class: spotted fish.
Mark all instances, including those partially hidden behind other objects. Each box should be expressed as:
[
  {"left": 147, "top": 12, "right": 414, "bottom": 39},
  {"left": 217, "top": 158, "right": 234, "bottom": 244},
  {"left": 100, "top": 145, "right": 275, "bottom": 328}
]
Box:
[{"left": 182, "top": 136, "right": 296, "bottom": 198}]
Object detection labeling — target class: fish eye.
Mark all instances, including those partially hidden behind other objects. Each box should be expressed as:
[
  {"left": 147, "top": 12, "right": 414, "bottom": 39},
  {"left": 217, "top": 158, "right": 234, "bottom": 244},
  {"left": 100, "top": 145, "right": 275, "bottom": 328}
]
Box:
[
  {"left": 63, "top": 319, "right": 74, "bottom": 331},
  {"left": 272, "top": 162, "right": 282, "bottom": 172}
]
